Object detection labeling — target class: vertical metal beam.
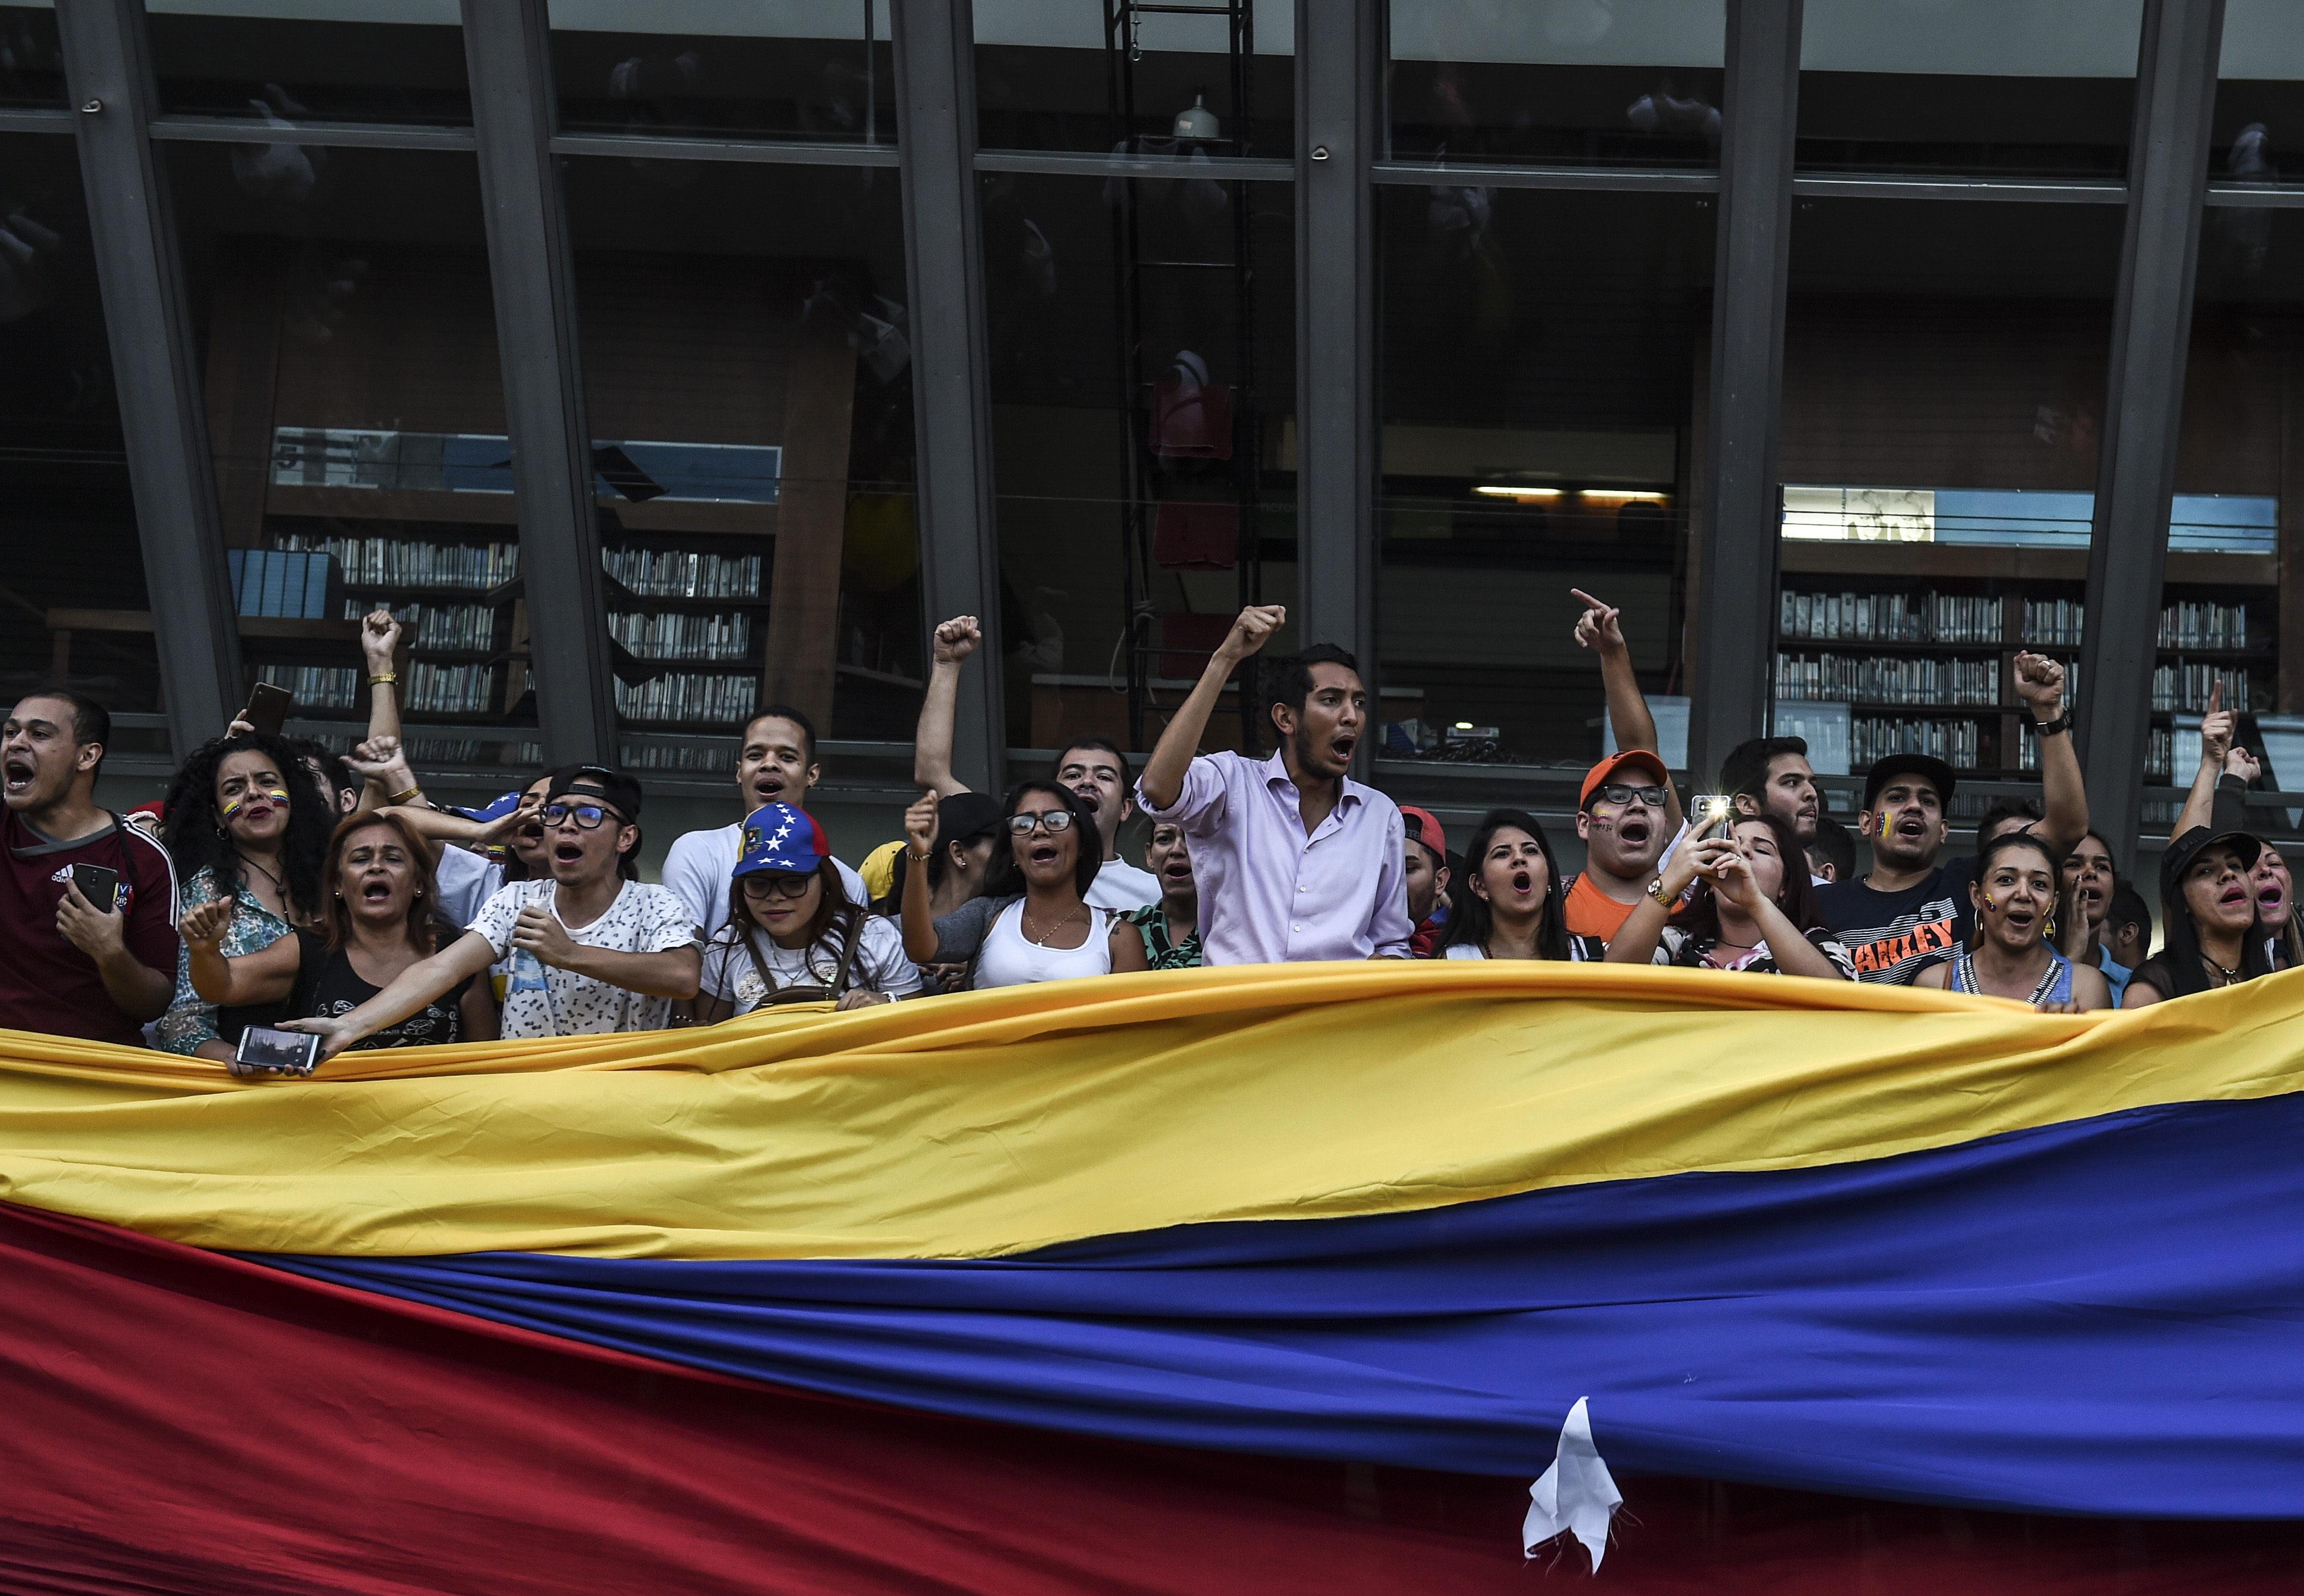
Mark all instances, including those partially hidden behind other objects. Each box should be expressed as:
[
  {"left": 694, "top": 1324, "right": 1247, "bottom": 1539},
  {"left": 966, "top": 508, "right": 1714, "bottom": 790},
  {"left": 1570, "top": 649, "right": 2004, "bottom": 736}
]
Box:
[
  {"left": 1686, "top": 0, "right": 1801, "bottom": 789},
  {"left": 893, "top": 0, "right": 1005, "bottom": 791},
  {"left": 54, "top": 0, "right": 240, "bottom": 756},
  {"left": 2079, "top": 0, "right": 2225, "bottom": 855},
  {"left": 461, "top": 0, "right": 615, "bottom": 765},
  {"left": 1295, "top": 0, "right": 1379, "bottom": 703}
]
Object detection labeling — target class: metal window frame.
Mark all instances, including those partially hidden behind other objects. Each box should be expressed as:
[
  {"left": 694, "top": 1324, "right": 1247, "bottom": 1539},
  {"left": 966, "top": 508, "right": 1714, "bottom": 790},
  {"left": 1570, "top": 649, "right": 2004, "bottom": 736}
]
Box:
[
  {"left": 459, "top": 0, "right": 617, "bottom": 767},
  {"left": 36, "top": 0, "right": 2243, "bottom": 839},
  {"left": 2078, "top": 0, "right": 2227, "bottom": 856},
  {"left": 52, "top": 0, "right": 243, "bottom": 759}
]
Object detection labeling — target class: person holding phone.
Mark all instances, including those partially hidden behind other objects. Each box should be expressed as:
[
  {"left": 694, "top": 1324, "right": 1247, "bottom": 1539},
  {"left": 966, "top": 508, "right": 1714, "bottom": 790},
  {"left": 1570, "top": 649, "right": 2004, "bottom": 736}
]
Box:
[
  {"left": 182, "top": 810, "right": 500, "bottom": 1055},
  {"left": 1, "top": 690, "right": 180, "bottom": 1044},
  {"left": 157, "top": 731, "right": 335, "bottom": 1060},
  {"left": 285, "top": 766, "right": 700, "bottom": 1057}
]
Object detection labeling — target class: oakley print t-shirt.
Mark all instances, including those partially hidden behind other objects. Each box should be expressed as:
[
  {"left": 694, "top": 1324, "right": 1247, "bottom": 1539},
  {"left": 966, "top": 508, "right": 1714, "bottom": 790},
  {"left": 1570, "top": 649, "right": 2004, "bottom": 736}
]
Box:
[{"left": 1814, "top": 856, "right": 1980, "bottom": 985}]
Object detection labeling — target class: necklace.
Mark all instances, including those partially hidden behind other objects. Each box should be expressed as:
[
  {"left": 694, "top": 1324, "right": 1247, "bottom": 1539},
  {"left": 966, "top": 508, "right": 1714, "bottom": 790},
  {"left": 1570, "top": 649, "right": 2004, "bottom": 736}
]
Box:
[
  {"left": 240, "top": 853, "right": 287, "bottom": 900},
  {"left": 2202, "top": 952, "right": 2242, "bottom": 983},
  {"left": 1024, "top": 902, "right": 1086, "bottom": 946}
]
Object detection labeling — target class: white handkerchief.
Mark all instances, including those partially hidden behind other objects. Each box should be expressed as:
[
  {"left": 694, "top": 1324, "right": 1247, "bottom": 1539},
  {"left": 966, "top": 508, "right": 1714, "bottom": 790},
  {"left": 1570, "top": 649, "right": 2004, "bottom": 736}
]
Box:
[{"left": 1522, "top": 1396, "right": 1623, "bottom": 1571}]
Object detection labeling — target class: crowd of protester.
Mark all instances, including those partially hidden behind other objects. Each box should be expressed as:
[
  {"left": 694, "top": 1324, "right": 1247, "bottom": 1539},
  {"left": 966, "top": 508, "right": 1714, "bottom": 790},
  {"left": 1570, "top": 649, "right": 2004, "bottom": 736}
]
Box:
[{"left": 3, "top": 587, "right": 2296, "bottom": 1072}]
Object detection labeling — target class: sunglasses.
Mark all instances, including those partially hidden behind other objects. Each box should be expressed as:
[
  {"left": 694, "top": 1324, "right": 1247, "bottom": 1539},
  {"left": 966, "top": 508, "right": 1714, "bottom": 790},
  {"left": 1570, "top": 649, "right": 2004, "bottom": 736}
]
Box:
[
  {"left": 740, "top": 872, "right": 815, "bottom": 900},
  {"left": 1588, "top": 783, "right": 1668, "bottom": 810},
  {"left": 543, "top": 801, "right": 625, "bottom": 830},
  {"left": 1007, "top": 810, "right": 1078, "bottom": 835}
]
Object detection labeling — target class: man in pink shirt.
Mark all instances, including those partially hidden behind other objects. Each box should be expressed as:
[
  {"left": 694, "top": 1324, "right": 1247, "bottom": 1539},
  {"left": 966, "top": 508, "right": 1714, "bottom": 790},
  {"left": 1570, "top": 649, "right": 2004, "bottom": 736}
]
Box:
[{"left": 1136, "top": 606, "right": 1411, "bottom": 965}]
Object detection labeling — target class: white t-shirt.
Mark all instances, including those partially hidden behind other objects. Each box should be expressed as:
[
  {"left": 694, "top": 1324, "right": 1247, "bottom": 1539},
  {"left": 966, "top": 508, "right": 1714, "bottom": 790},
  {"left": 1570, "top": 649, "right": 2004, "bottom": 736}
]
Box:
[
  {"left": 432, "top": 844, "right": 504, "bottom": 931},
  {"left": 467, "top": 878, "right": 699, "bottom": 1038},
  {"left": 661, "top": 822, "right": 869, "bottom": 942},
  {"left": 971, "top": 899, "right": 1117, "bottom": 989},
  {"left": 1084, "top": 857, "right": 1161, "bottom": 912},
  {"left": 700, "top": 916, "right": 922, "bottom": 1014}
]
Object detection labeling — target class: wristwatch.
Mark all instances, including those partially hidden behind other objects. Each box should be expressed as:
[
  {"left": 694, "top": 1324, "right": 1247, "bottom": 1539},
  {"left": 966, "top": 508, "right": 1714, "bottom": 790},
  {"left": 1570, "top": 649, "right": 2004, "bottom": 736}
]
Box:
[
  {"left": 1646, "top": 875, "right": 1675, "bottom": 909},
  {"left": 2034, "top": 708, "right": 2073, "bottom": 738}
]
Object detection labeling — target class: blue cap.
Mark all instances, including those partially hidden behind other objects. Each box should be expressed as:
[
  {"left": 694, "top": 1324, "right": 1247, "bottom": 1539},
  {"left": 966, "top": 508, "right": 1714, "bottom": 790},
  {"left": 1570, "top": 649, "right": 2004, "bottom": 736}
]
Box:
[
  {"left": 734, "top": 802, "right": 831, "bottom": 878},
  {"left": 454, "top": 790, "right": 525, "bottom": 824}
]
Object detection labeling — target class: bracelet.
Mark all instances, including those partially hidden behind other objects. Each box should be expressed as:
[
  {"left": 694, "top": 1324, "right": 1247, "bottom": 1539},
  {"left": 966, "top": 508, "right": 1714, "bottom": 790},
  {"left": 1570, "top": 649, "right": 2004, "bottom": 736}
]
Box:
[
  {"left": 387, "top": 784, "right": 423, "bottom": 805},
  {"left": 369, "top": 672, "right": 398, "bottom": 686},
  {"left": 906, "top": 849, "right": 933, "bottom": 862},
  {"left": 2033, "top": 709, "right": 2073, "bottom": 738}
]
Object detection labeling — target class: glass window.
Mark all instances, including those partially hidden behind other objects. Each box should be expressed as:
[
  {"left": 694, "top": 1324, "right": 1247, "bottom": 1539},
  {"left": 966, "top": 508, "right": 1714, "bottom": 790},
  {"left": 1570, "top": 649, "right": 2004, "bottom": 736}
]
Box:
[
  {"left": 1378, "top": 187, "right": 1711, "bottom": 769},
  {"left": 1388, "top": 0, "right": 1724, "bottom": 168},
  {"left": 166, "top": 141, "right": 539, "bottom": 782},
  {"left": 146, "top": 0, "right": 471, "bottom": 126},
  {"left": 0, "top": 133, "right": 170, "bottom": 778},
  {"left": 1776, "top": 197, "right": 2123, "bottom": 784},
  {"left": 1796, "top": 0, "right": 2144, "bottom": 179},
  {"left": 2215, "top": 2, "right": 2304, "bottom": 189},
  {"left": 562, "top": 157, "right": 918, "bottom": 762},
  {"left": 2156, "top": 187, "right": 2304, "bottom": 822},
  {"left": 549, "top": 1, "right": 894, "bottom": 145},
  {"left": 981, "top": 171, "right": 1294, "bottom": 754},
  {"left": 974, "top": 0, "right": 1292, "bottom": 156},
  {"left": 0, "top": 5, "right": 66, "bottom": 107}
]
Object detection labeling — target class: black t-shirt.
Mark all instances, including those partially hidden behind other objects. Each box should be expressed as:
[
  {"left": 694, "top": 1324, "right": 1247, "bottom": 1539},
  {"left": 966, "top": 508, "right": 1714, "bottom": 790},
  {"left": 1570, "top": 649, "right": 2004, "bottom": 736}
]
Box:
[
  {"left": 291, "top": 931, "right": 471, "bottom": 1050},
  {"left": 1814, "top": 856, "right": 1981, "bottom": 985}
]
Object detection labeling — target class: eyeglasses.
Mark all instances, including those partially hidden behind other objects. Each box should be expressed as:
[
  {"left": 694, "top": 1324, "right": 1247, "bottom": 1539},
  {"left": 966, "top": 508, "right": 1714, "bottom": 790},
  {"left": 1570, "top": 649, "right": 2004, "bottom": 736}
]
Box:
[
  {"left": 1007, "top": 810, "right": 1077, "bottom": 835},
  {"left": 543, "top": 802, "right": 624, "bottom": 830},
  {"left": 740, "top": 872, "right": 815, "bottom": 900},
  {"left": 1589, "top": 783, "right": 1668, "bottom": 810}
]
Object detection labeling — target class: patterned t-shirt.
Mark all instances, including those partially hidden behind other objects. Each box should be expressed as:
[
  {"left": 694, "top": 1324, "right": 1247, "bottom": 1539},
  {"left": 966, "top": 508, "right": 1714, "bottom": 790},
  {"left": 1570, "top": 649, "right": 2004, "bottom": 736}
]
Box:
[
  {"left": 467, "top": 878, "right": 697, "bottom": 1038},
  {"left": 1814, "top": 856, "right": 1981, "bottom": 985}
]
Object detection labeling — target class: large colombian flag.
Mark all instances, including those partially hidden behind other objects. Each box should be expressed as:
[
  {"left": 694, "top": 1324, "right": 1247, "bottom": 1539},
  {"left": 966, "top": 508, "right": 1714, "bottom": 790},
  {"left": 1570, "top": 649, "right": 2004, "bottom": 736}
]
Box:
[{"left": 5, "top": 962, "right": 2304, "bottom": 1594}]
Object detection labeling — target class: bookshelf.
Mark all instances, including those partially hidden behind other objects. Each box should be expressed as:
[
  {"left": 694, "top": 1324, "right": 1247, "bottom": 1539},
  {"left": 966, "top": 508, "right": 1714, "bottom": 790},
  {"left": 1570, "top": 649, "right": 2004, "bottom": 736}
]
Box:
[{"left": 1775, "top": 541, "right": 2279, "bottom": 781}]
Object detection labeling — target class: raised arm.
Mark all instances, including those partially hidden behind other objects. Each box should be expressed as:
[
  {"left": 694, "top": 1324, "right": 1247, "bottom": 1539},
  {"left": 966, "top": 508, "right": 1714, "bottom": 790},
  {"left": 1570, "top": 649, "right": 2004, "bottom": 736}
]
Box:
[
  {"left": 898, "top": 791, "right": 945, "bottom": 963},
  {"left": 361, "top": 609, "right": 404, "bottom": 747},
  {"left": 282, "top": 931, "right": 498, "bottom": 1059},
  {"left": 2175, "top": 681, "right": 2233, "bottom": 837},
  {"left": 179, "top": 897, "right": 300, "bottom": 1006},
  {"left": 1573, "top": 588, "right": 1685, "bottom": 835},
  {"left": 1139, "top": 604, "right": 1284, "bottom": 812},
  {"left": 913, "top": 616, "right": 980, "bottom": 798},
  {"left": 2013, "top": 652, "right": 2088, "bottom": 855}
]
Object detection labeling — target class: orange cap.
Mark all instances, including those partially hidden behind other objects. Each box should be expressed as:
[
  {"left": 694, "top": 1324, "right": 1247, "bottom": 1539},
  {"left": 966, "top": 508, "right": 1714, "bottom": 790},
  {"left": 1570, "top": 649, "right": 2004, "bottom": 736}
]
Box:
[{"left": 1579, "top": 748, "right": 1671, "bottom": 808}]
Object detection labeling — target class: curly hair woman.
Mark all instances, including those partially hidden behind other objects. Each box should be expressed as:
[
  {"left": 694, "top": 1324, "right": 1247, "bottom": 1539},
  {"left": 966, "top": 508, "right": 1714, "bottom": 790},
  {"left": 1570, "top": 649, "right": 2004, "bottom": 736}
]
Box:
[{"left": 156, "top": 731, "right": 335, "bottom": 1060}]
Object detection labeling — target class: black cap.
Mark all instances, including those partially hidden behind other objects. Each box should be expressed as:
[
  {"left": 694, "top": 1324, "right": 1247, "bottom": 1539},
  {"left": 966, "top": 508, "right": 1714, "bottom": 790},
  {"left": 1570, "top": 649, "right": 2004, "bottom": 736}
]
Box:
[
  {"left": 2160, "top": 825, "right": 2261, "bottom": 891},
  {"left": 545, "top": 763, "right": 643, "bottom": 823},
  {"left": 1861, "top": 753, "right": 1958, "bottom": 813},
  {"left": 938, "top": 790, "right": 1003, "bottom": 843}
]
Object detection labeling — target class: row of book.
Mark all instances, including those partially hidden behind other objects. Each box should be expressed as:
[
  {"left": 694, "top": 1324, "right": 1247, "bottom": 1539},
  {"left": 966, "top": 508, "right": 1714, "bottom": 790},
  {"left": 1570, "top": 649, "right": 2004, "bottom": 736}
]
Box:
[
  {"left": 621, "top": 743, "right": 739, "bottom": 773},
  {"left": 2150, "top": 664, "right": 2249, "bottom": 714},
  {"left": 1774, "top": 653, "right": 2002, "bottom": 707},
  {"left": 614, "top": 672, "right": 757, "bottom": 725},
  {"left": 608, "top": 611, "right": 754, "bottom": 662},
  {"left": 1851, "top": 716, "right": 1981, "bottom": 770},
  {"left": 340, "top": 600, "right": 499, "bottom": 653},
  {"left": 2158, "top": 600, "right": 2251, "bottom": 651},
  {"left": 604, "top": 547, "right": 764, "bottom": 600},
  {"left": 2023, "top": 598, "right": 2085, "bottom": 648},
  {"left": 1779, "top": 591, "right": 2003, "bottom": 644},
  {"left": 259, "top": 661, "right": 496, "bottom": 715},
  {"left": 276, "top": 533, "right": 518, "bottom": 591}
]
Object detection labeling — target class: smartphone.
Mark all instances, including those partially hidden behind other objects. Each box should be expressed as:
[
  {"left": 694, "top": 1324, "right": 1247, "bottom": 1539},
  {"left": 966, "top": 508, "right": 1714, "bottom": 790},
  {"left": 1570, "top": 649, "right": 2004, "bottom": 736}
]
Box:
[
  {"left": 232, "top": 1025, "right": 321, "bottom": 1078},
  {"left": 243, "top": 681, "right": 294, "bottom": 737},
  {"left": 69, "top": 862, "right": 119, "bottom": 913},
  {"left": 1686, "top": 792, "right": 1732, "bottom": 838}
]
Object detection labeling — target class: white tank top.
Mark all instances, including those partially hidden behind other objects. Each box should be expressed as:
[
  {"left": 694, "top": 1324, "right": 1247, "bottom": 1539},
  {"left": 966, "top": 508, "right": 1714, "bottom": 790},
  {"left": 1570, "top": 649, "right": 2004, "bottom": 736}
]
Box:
[{"left": 972, "top": 900, "right": 1114, "bottom": 989}]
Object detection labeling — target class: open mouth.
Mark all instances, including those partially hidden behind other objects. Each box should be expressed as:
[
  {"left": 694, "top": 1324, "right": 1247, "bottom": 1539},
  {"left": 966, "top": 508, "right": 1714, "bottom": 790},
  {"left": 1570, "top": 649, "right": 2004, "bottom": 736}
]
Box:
[
  {"left": 1895, "top": 816, "right": 1927, "bottom": 839},
  {"left": 2, "top": 754, "right": 33, "bottom": 794},
  {"left": 1330, "top": 735, "right": 1356, "bottom": 764},
  {"left": 1511, "top": 869, "right": 1533, "bottom": 894},
  {"left": 1069, "top": 785, "right": 1100, "bottom": 813},
  {"left": 2260, "top": 887, "right": 2285, "bottom": 910},
  {"left": 2005, "top": 910, "right": 2036, "bottom": 933},
  {"left": 361, "top": 880, "right": 391, "bottom": 902},
  {"left": 554, "top": 842, "right": 585, "bottom": 865},
  {"left": 751, "top": 774, "right": 786, "bottom": 802},
  {"left": 1029, "top": 842, "right": 1059, "bottom": 865},
  {"left": 2222, "top": 885, "right": 2252, "bottom": 909},
  {"left": 1617, "top": 816, "right": 1652, "bottom": 847},
  {"left": 1162, "top": 863, "right": 1192, "bottom": 882}
]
